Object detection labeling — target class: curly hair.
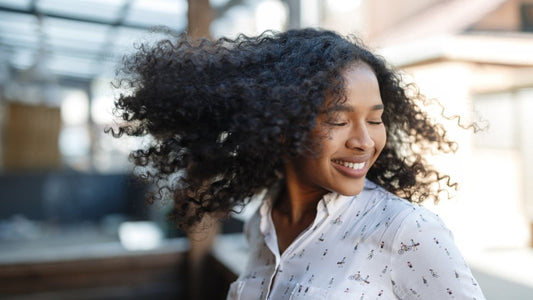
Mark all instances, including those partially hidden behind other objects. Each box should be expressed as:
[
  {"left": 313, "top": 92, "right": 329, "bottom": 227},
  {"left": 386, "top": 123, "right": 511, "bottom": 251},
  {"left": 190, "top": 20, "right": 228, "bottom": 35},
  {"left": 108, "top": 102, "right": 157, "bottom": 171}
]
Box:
[{"left": 109, "top": 28, "right": 458, "bottom": 231}]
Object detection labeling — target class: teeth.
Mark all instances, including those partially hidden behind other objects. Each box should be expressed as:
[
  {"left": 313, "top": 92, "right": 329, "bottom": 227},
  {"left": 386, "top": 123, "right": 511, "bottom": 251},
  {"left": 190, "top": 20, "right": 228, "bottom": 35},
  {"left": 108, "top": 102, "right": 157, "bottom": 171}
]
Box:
[{"left": 333, "top": 160, "right": 365, "bottom": 170}]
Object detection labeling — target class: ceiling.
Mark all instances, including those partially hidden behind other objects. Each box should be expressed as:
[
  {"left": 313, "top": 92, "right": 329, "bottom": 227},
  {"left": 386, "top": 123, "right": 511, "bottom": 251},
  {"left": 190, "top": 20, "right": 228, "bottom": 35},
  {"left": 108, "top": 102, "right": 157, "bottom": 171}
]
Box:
[{"left": 0, "top": 0, "right": 191, "bottom": 81}]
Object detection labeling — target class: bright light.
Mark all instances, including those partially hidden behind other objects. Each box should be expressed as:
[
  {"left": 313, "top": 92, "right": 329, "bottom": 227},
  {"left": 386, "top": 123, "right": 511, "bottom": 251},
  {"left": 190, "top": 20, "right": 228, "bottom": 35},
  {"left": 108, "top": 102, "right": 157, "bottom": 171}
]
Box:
[
  {"left": 60, "top": 90, "right": 89, "bottom": 125},
  {"left": 326, "top": 0, "right": 361, "bottom": 12},
  {"left": 91, "top": 76, "right": 115, "bottom": 124},
  {"left": 59, "top": 126, "right": 90, "bottom": 156},
  {"left": 133, "top": 0, "right": 186, "bottom": 14},
  {"left": 211, "top": 5, "right": 256, "bottom": 38},
  {"left": 301, "top": 0, "right": 320, "bottom": 28},
  {"left": 91, "top": 96, "right": 114, "bottom": 124},
  {"left": 255, "top": 0, "right": 287, "bottom": 32},
  {"left": 119, "top": 221, "right": 163, "bottom": 251}
]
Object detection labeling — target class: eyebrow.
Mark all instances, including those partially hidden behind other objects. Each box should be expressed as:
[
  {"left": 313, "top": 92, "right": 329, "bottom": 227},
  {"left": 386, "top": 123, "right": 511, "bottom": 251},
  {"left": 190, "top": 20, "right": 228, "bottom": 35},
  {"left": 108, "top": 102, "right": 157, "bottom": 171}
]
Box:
[{"left": 324, "top": 103, "right": 384, "bottom": 113}]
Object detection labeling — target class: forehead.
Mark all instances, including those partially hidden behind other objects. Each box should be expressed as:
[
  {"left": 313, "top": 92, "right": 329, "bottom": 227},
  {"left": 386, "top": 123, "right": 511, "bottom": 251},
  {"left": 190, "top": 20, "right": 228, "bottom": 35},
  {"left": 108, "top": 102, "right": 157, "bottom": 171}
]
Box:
[
  {"left": 324, "top": 62, "right": 382, "bottom": 110},
  {"left": 342, "top": 62, "right": 378, "bottom": 88}
]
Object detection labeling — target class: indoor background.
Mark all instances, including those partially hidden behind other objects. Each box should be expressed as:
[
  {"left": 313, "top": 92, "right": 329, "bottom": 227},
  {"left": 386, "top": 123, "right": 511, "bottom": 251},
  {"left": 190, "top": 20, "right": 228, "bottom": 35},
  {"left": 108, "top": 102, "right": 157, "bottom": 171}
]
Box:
[{"left": 0, "top": 0, "right": 532, "bottom": 299}]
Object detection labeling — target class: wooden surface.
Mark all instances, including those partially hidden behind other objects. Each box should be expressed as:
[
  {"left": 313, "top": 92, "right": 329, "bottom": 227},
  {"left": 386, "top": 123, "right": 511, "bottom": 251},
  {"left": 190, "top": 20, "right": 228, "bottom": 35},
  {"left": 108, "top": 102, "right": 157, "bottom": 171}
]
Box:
[
  {"left": 0, "top": 239, "right": 188, "bottom": 300},
  {"left": 0, "top": 233, "right": 246, "bottom": 300}
]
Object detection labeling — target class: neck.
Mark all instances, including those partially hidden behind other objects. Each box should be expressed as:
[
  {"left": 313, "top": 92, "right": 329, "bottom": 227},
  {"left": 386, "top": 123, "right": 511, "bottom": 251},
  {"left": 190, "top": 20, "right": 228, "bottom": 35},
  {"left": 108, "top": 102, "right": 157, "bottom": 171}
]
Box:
[{"left": 275, "top": 163, "right": 328, "bottom": 225}]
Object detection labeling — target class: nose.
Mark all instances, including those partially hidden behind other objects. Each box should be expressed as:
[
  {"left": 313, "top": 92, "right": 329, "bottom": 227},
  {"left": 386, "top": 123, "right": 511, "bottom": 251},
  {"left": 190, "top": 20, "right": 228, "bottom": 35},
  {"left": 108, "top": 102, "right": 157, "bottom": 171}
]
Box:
[{"left": 346, "top": 122, "right": 375, "bottom": 150}]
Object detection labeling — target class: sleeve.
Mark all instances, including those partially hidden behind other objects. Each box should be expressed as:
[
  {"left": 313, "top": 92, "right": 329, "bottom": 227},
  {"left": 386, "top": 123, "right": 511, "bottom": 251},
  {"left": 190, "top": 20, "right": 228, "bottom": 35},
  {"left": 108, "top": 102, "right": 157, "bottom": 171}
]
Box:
[{"left": 390, "top": 207, "right": 486, "bottom": 300}]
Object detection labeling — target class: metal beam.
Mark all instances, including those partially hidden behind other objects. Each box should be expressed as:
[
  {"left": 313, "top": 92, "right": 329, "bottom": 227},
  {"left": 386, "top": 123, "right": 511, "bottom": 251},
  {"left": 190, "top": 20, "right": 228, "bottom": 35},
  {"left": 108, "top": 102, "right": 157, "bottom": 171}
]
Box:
[
  {"left": 0, "top": 5, "right": 155, "bottom": 30},
  {"left": 0, "top": 42, "right": 117, "bottom": 62}
]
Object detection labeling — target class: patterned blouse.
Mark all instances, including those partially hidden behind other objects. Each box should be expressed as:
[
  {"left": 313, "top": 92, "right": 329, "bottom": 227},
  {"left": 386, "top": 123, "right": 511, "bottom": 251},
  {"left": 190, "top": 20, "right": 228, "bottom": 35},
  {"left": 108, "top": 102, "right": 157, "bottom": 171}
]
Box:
[{"left": 226, "top": 180, "right": 486, "bottom": 300}]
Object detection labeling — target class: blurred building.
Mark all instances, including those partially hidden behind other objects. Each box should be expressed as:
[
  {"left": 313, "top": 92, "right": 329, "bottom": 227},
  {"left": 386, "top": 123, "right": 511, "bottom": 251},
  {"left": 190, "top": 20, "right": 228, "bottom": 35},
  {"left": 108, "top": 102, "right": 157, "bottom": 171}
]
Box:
[
  {"left": 322, "top": 1, "right": 533, "bottom": 298},
  {"left": 358, "top": 1, "right": 533, "bottom": 297},
  {"left": 0, "top": 0, "right": 532, "bottom": 299},
  {"left": 368, "top": 0, "right": 533, "bottom": 250},
  {"left": 317, "top": 0, "right": 533, "bottom": 249}
]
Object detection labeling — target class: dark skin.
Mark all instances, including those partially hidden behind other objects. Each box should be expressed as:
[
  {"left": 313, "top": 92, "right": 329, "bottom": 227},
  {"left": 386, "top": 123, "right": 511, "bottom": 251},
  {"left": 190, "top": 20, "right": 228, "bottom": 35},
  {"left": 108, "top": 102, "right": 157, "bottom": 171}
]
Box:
[
  {"left": 272, "top": 162, "right": 326, "bottom": 254},
  {"left": 271, "top": 63, "right": 386, "bottom": 254},
  {"left": 272, "top": 204, "right": 316, "bottom": 255},
  {"left": 268, "top": 162, "right": 326, "bottom": 292}
]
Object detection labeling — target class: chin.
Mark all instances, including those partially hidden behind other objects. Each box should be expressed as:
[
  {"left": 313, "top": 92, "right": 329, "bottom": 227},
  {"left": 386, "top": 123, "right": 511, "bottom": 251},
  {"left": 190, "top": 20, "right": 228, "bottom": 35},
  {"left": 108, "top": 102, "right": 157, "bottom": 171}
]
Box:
[{"left": 334, "top": 179, "right": 366, "bottom": 196}]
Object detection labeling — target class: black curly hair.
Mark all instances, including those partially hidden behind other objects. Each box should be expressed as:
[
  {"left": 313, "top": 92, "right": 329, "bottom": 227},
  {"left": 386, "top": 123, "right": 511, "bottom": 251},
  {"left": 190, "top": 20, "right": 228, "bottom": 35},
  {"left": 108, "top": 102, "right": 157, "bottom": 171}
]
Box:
[{"left": 109, "top": 28, "right": 458, "bottom": 231}]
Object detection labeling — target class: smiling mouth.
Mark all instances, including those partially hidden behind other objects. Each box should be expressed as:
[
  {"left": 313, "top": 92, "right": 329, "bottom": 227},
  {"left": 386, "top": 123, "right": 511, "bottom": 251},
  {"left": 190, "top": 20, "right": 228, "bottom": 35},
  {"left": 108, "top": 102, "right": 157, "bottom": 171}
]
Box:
[{"left": 332, "top": 159, "right": 365, "bottom": 170}]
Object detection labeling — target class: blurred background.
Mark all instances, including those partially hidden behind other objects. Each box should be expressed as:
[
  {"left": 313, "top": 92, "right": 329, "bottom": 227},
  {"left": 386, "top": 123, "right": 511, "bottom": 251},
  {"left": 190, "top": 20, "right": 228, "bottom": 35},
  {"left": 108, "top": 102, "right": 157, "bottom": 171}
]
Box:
[{"left": 0, "top": 0, "right": 532, "bottom": 299}]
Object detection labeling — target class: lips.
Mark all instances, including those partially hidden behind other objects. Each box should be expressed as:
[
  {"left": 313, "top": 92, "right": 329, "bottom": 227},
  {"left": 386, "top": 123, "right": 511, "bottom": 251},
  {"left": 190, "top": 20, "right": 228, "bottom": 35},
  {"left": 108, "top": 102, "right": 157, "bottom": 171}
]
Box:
[
  {"left": 331, "top": 159, "right": 365, "bottom": 170},
  {"left": 331, "top": 158, "right": 370, "bottom": 178}
]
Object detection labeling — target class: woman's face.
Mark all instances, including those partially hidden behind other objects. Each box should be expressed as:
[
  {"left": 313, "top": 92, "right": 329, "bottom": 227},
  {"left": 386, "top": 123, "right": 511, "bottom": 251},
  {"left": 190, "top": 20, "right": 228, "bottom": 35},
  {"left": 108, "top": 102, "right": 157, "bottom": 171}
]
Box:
[{"left": 287, "top": 62, "right": 386, "bottom": 197}]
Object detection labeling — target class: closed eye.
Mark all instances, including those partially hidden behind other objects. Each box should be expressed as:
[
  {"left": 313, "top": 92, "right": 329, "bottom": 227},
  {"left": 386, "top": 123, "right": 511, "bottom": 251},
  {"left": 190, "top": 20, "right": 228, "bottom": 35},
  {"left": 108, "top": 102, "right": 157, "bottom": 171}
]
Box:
[
  {"left": 329, "top": 122, "right": 348, "bottom": 126},
  {"left": 368, "top": 121, "right": 383, "bottom": 125}
]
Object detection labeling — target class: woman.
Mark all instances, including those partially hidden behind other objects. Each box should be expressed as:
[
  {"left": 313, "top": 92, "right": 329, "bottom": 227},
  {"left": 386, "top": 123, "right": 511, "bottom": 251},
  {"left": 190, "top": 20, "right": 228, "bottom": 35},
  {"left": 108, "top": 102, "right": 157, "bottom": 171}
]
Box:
[{"left": 111, "top": 28, "right": 486, "bottom": 299}]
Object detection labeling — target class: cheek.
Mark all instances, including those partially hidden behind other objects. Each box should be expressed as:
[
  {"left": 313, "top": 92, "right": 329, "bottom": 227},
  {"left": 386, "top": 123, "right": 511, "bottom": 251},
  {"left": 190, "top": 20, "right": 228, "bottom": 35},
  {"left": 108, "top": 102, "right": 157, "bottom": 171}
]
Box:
[
  {"left": 374, "top": 127, "right": 387, "bottom": 153},
  {"left": 304, "top": 126, "right": 337, "bottom": 155}
]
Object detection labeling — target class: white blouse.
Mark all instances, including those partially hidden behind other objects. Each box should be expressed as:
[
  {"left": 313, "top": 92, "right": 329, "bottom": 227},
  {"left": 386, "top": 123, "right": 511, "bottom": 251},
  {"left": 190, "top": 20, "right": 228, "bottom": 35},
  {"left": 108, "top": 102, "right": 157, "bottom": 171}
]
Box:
[{"left": 226, "top": 180, "right": 486, "bottom": 300}]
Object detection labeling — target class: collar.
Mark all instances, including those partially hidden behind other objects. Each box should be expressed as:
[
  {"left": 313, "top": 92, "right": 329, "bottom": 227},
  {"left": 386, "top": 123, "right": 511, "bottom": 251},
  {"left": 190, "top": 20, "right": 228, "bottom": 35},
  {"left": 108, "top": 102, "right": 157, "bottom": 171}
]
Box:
[{"left": 258, "top": 181, "right": 358, "bottom": 235}]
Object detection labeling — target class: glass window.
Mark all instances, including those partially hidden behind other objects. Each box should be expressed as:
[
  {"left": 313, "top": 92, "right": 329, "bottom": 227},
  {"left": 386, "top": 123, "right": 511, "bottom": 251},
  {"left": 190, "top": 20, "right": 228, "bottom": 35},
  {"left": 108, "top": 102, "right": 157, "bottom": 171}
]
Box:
[{"left": 472, "top": 92, "right": 516, "bottom": 149}]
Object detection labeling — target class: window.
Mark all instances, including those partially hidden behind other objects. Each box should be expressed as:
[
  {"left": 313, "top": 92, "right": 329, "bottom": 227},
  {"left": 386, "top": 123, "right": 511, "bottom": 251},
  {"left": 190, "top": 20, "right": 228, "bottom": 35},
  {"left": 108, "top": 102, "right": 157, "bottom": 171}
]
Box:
[{"left": 521, "top": 3, "right": 533, "bottom": 32}]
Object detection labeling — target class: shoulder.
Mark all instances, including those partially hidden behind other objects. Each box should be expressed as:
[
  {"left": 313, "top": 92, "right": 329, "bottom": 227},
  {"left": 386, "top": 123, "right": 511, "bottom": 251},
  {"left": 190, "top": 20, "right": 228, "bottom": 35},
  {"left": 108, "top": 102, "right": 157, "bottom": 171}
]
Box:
[
  {"left": 387, "top": 204, "right": 485, "bottom": 298},
  {"left": 393, "top": 200, "right": 450, "bottom": 240},
  {"left": 356, "top": 180, "right": 450, "bottom": 241},
  {"left": 359, "top": 180, "right": 424, "bottom": 223},
  {"left": 367, "top": 180, "right": 441, "bottom": 218}
]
